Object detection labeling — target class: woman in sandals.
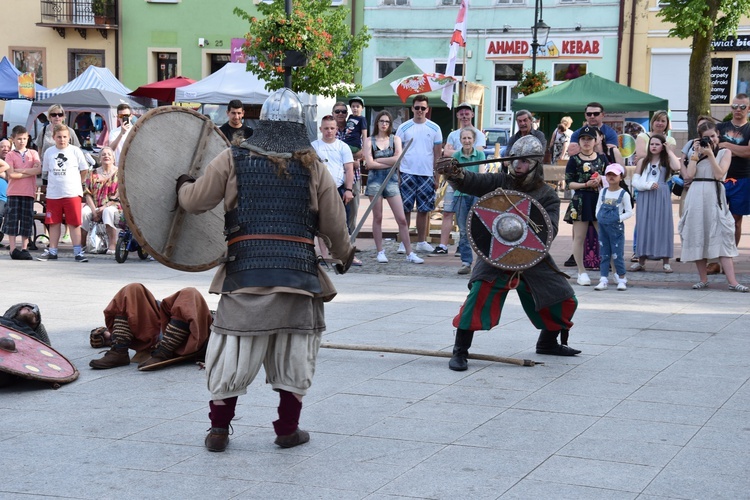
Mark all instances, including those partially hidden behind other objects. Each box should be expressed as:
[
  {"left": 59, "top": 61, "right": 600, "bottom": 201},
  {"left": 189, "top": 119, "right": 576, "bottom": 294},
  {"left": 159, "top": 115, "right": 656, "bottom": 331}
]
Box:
[
  {"left": 631, "top": 134, "right": 679, "bottom": 274},
  {"left": 678, "top": 122, "right": 748, "bottom": 292}
]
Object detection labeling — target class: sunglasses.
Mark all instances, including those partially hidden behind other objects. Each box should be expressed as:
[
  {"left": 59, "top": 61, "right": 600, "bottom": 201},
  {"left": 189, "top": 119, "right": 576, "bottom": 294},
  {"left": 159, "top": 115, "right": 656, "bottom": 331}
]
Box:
[
  {"left": 333, "top": 109, "right": 347, "bottom": 114},
  {"left": 585, "top": 111, "right": 601, "bottom": 117},
  {"left": 731, "top": 104, "right": 748, "bottom": 110},
  {"left": 413, "top": 106, "right": 428, "bottom": 111},
  {"left": 49, "top": 112, "right": 64, "bottom": 117},
  {"left": 378, "top": 120, "right": 391, "bottom": 124},
  {"left": 119, "top": 114, "right": 131, "bottom": 118}
]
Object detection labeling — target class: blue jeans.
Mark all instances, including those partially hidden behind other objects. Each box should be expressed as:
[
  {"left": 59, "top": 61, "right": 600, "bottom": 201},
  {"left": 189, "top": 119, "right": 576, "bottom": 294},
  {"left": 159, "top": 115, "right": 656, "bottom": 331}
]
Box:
[{"left": 454, "top": 195, "right": 476, "bottom": 266}]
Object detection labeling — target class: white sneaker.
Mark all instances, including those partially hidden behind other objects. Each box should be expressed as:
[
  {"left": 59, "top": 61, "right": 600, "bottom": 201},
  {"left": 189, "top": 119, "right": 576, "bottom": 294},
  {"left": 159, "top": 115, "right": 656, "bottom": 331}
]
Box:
[
  {"left": 397, "top": 242, "right": 406, "bottom": 254},
  {"left": 577, "top": 272, "right": 591, "bottom": 286},
  {"left": 406, "top": 252, "right": 424, "bottom": 264},
  {"left": 594, "top": 279, "right": 608, "bottom": 291},
  {"left": 617, "top": 280, "right": 627, "bottom": 291},
  {"left": 377, "top": 251, "right": 388, "bottom": 263},
  {"left": 414, "top": 241, "right": 435, "bottom": 253}
]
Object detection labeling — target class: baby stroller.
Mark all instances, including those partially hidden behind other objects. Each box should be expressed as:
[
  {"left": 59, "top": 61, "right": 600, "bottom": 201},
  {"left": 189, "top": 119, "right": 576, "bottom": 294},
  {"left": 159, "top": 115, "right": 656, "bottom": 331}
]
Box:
[{"left": 115, "top": 225, "right": 149, "bottom": 263}]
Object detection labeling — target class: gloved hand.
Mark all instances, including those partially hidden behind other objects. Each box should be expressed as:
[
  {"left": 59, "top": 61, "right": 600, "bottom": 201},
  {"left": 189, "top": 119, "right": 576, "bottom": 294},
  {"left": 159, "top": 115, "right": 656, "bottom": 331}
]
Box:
[
  {"left": 435, "top": 157, "right": 464, "bottom": 179},
  {"left": 175, "top": 174, "right": 196, "bottom": 195}
]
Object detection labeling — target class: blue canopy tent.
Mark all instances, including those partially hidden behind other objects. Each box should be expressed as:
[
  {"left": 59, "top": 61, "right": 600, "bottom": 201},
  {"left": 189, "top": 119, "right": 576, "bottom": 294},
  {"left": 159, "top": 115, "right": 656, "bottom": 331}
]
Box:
[{"left": 0, "top": 56, "right": 46, "bottom": 99}]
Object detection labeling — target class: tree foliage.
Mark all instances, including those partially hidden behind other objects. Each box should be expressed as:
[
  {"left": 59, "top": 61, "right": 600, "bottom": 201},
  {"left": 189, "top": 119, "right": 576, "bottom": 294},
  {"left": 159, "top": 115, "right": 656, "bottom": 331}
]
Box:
[
  {"left": 234, "top": 0, "right": 370, "bottom": 97},
  {"left": 657, "top": 0, "right": 750, "bottom": 132}
]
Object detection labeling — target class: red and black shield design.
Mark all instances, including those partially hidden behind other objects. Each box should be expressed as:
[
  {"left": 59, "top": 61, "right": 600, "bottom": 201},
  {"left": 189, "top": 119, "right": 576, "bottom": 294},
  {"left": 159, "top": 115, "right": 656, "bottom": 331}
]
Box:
[{"left": 468, "top": 189, "right": 553, "bottom": 271}]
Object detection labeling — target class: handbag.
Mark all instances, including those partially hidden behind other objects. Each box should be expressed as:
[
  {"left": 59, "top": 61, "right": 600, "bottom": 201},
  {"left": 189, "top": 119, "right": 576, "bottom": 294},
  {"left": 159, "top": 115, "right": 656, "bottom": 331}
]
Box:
[
  {"left": 86, "top": 221, "right": 108, "bottom": 254},
  {"left": 670, "top": 174, "right": 684, "bottom": 197}
]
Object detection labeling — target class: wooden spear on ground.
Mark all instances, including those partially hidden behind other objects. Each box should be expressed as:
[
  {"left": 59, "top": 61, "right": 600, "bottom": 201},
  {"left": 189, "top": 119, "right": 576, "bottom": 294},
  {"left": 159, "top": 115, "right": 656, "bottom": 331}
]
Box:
[{"left": 320, "top": 343, "right": 543, "bottom": 367}]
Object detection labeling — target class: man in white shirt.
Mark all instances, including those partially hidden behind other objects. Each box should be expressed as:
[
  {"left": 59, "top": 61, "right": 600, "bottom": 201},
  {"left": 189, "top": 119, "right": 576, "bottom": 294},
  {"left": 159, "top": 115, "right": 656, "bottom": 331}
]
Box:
[
  {"left": 107, "top": 103, "right": 133, "bottom": 164},
  {"left": 395, "top": 94, "right": 443, "bottom": 254},
  {"left": 311, "top": 115, "right": 355, "bottom": 223}
]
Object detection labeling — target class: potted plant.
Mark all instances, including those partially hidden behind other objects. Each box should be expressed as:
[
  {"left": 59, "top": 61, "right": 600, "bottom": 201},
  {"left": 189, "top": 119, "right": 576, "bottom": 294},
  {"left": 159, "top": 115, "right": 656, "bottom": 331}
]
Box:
[{"left": 92, "top": 0, "right": 108, "bottom": 25}]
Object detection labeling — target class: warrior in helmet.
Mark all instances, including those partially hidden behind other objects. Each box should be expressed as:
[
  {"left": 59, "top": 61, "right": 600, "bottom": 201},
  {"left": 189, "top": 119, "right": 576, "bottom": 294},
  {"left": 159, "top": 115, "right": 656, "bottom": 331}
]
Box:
[
  {"left": 436, "top": 135, "right": 581, "bottom": 372},
  {"left": 177, "top": 89, "right": 355, "bottom": 452}
]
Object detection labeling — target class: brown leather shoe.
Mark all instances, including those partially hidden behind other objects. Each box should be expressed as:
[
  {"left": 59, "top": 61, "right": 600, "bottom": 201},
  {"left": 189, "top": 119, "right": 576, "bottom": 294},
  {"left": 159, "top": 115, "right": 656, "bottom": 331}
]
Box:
[
  {"left": 205, "top": 427, "right": 229, "bottom": 452},
  {"left": 89, "top": 348, "right": 130, "bottom": 369},
  {"left": 706, "top": 263, "right": 722, "bottom": 275},
  {"left": 274, "top": 428, "right": 310, "bottom": 448}
]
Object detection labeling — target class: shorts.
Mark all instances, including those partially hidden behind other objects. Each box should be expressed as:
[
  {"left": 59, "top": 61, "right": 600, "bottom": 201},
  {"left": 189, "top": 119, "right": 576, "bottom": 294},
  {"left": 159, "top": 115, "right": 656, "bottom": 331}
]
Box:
[
  {"left": 400, "top": 172, "right": 435, "bottom": 213},
  {"left": 365, "top": 168, "right": 400, "bottom": 198},
  {"left": 442, "top": 186, "right": 457, "bottom": 212},
  {"left": 724, "top": 177, "right": 750, "bottom": 216},
  {"left": 4, "top": 196, "right": 34, "bottom": 237},
  {"left": 45, "top": 196, "right": 82, "bottom": 226}
]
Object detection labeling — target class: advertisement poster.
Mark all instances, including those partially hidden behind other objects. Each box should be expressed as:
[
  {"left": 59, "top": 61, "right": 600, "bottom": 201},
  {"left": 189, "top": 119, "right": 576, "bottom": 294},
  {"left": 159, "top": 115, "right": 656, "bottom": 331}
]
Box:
[
  {"left": 17, "top": 72, "right": 36, "bottom": 99},
  {"left": 231, "top": 38, "right": 247, "bottom": 63}
]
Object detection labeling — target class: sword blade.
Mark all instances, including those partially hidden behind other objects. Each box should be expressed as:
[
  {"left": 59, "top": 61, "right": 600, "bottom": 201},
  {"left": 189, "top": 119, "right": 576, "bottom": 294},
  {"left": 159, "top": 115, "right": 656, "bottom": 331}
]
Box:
[{"left": 350, "top": 138, "right": 413, "bottom": 244}]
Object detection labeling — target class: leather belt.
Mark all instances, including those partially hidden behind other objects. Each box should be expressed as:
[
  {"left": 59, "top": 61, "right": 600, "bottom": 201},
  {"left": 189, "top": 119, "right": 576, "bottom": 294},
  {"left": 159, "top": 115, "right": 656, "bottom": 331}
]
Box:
[{"left": 227, "top": 234, "right": 315, "bottom": 246}]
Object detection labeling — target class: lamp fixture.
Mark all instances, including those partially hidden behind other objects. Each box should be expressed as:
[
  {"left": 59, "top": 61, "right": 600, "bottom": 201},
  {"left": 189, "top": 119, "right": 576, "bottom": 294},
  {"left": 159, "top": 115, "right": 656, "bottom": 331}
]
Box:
[
  {"left": 503, "top": 24, "right": 510, "bottom": 33},
  {"left": 575, "top": 23, "right": 581, "bottom": 31}
]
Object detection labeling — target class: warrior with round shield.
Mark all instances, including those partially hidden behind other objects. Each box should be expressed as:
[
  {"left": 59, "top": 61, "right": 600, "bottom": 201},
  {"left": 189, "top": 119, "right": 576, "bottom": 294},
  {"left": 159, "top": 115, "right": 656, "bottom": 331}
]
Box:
[
  {"left": 176, "top": 89, "right": 355, "bottom": 452},
  {"left": 436, "top": 135, "right": 581, "bottom": 372}
]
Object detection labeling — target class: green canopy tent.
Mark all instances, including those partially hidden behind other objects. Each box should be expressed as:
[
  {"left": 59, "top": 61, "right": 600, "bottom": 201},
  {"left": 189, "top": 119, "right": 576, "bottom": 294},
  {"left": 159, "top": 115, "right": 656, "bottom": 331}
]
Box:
[
  {"left": 349, "top": 58, "right": 449, "bottom": 108},
  {"left": 511, "top": 73, "right": 669, "bottom": 146},
  {"left": 512, "top": 73, "right": 668, "bottom": 113}
]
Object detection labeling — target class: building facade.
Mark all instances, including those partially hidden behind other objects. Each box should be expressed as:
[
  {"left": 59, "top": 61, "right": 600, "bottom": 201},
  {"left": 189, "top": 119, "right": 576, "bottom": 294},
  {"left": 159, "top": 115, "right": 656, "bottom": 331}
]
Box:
[{"left": 361, "top": 0, "right": 622, "bottom": 131}]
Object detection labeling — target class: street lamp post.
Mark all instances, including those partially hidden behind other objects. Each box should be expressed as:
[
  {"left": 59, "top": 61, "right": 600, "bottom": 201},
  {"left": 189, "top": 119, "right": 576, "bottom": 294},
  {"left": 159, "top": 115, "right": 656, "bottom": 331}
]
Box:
[{"left": 530, "top": 0, "right": 550, "bottom": 75}]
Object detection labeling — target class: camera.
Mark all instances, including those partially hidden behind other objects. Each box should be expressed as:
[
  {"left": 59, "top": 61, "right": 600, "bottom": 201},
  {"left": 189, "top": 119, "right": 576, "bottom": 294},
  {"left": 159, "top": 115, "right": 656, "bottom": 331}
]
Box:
[{"left": 699, "top": 137, "right": 711, "bottom": 148}]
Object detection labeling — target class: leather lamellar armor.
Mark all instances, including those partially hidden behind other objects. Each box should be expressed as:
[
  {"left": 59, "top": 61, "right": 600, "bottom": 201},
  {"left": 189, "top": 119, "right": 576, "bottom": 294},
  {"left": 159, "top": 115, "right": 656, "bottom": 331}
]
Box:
[{"left": 223, "top": 148, "right": 320, "bottom": 293}]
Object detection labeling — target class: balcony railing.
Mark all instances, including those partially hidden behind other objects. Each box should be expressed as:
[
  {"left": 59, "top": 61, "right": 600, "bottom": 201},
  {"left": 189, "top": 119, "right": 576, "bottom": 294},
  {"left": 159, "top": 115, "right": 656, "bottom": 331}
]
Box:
[{"left": 40, "top": 0, "right": 117, "bottom": 26}]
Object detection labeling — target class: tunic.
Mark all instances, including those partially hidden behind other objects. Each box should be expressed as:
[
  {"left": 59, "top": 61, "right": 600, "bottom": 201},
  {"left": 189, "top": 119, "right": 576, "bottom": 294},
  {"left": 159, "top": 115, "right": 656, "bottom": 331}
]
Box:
[
  {"left": 678, "top": 149, "right": 738, "bottom": 262},
  {"left": 452, "top": 171, "right": 575, "bottom": 311},
  {"left": 178, "top": 147, "right": 352, "bottom": 336}
]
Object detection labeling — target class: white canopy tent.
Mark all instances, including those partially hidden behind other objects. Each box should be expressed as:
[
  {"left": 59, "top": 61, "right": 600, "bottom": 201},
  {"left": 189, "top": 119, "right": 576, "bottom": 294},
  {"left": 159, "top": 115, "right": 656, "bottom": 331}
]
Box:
[
  {"left": 176, "top": 63, "right": 335, "bottom": 141},
  {"left": 36, "top": 65, "right": 132, "bottom": 100},
  {"left": 175, "top": 63, "right": 270, "bottom": 105}
]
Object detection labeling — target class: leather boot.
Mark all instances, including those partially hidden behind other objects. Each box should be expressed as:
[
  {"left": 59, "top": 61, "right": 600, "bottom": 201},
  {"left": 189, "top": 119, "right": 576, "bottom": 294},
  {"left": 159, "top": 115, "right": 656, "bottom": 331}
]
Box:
[
  {"left": 90, "top": 316, "right": 132, "bottom": 369},
  {"left": 89, "top": 347, "right": 130, "bottom": 369},
  {"left": 536, "top": 329, "right": 581, "bottom": 356},
  {"left": 448, "top": 329, "right": 474, "bottom": 371},
  {"left": 273, "top": 390, "right": 309, "bottom": 448},
  {"left": 205, "top": 397, "right": 237, "bottom": 452}
]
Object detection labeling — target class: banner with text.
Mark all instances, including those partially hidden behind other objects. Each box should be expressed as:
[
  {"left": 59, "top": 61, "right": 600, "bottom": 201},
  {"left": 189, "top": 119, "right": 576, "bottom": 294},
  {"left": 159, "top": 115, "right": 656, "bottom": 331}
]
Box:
[
  {"left": 485, "top": 37, "right": 603, "bottom": 60},
  {"left": 711, "top": 58, "right": 732, "bottom": 104}
]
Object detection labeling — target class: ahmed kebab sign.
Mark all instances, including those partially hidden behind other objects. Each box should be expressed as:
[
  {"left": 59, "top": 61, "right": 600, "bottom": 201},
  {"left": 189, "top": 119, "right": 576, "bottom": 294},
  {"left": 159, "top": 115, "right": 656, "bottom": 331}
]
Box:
[{"left": 485, "top": 37, "right": 603, "bottom": 60}]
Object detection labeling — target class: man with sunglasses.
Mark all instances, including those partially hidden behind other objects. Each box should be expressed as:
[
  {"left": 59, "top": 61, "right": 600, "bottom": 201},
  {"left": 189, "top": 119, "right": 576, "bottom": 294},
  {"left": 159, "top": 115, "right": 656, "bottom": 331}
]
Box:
[
  {"left": 717, "top": 93, "right": 750, "bottom": 245},
  {"left": 395, "top": 94, "right": 443, "bottom": 254},
  {"left": 568, "top": 102, "right": 619, "bottom": 157},
  {"left": 108, "top": 103, "right": 133, "bottom": 164}
]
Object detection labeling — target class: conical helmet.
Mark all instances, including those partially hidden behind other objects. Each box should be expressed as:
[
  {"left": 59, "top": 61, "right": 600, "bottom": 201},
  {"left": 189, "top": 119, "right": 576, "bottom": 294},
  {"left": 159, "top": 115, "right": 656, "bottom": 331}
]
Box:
[{"left": 260, "top": 88, "right": 305, "bottom": 124}]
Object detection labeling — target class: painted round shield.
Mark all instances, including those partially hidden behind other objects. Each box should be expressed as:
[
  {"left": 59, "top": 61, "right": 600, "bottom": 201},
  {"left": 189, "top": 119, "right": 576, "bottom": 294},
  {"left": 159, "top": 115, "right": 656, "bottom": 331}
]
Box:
[
  {"left": 0, "top": 325, "right": 79, "bottom": 384},
  {"left": 119, "top": 106, "right": 230, "bottom": 272},
  {"left": 468, "top": 189, "right": 553, "bottom": 271}
]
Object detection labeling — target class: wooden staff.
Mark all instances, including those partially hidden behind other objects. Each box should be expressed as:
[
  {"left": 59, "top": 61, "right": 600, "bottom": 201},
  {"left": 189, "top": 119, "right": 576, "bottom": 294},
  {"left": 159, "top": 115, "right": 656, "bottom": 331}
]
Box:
[{"left": 320, "top": 343, "right": 542, "bottom": 367}]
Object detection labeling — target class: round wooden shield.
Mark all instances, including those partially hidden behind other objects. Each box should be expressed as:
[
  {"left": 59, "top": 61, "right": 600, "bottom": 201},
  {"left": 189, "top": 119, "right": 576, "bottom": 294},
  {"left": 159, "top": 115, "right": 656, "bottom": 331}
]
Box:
[
  {"left": 0, "top": 325, "right": 79, "bottom": 384},
  {"left": 119, "top": 106, "right": 230, "bottom": 272},
  {"left": 468, "top": 189, "right": 553, "bottom": 271}
]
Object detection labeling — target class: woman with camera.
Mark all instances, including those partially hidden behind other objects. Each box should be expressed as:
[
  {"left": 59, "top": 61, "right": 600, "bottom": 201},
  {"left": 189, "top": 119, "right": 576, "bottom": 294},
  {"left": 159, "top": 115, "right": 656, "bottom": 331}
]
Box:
[{"left": 678, "top": 122, "right": 748, "bottom": 292}]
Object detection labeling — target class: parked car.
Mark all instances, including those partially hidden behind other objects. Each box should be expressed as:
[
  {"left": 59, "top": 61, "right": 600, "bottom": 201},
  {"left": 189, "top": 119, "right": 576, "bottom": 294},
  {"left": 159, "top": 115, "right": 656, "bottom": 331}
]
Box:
[{"left": 483, "top": 128, "right": 509, "bottom": 158}]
